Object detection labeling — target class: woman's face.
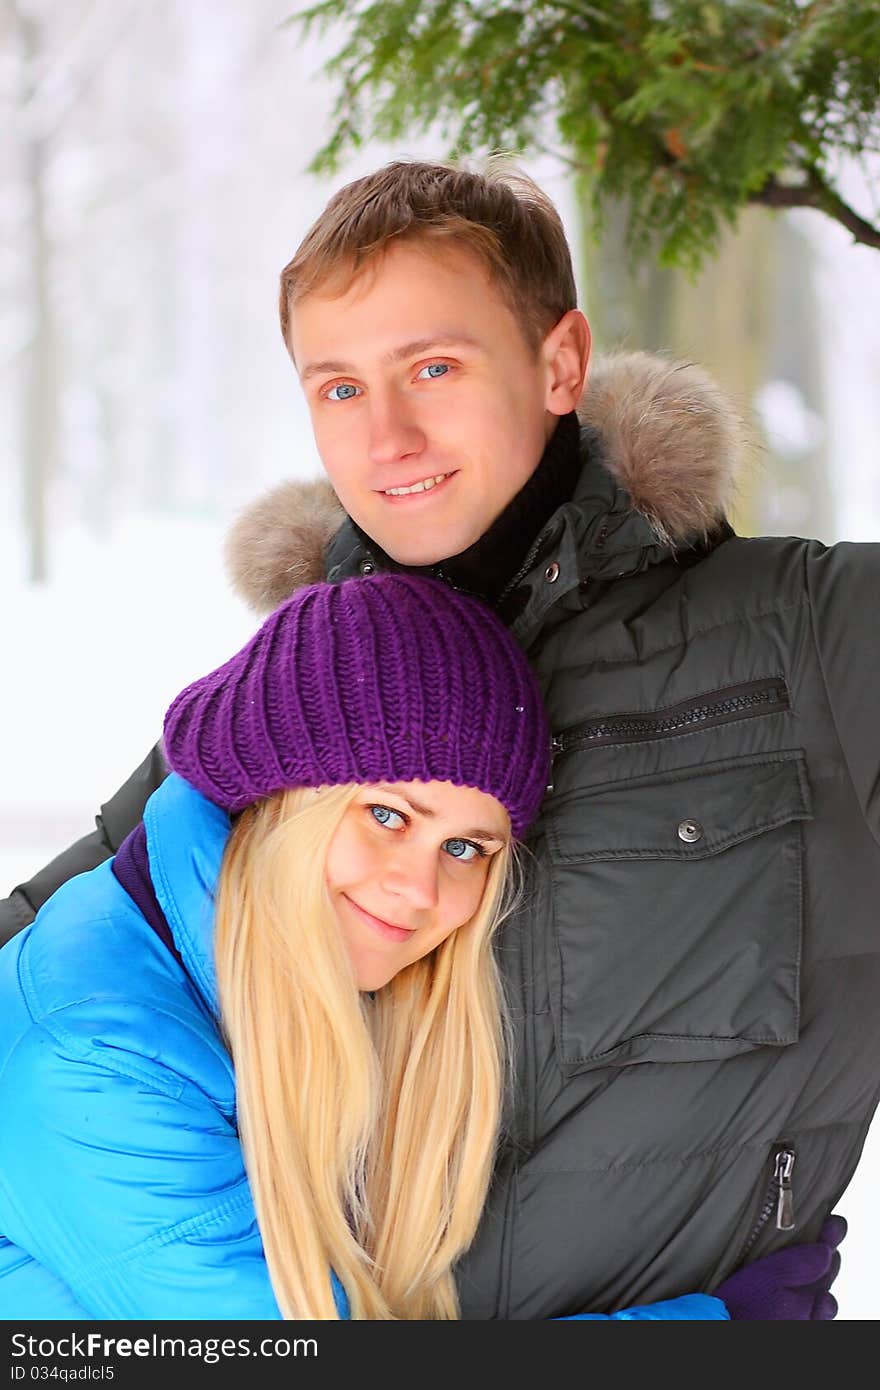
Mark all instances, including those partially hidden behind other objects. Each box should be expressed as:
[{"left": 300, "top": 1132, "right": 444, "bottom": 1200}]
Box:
[{"left": 324, "top": 779, "right": 510, "bottom": 991}]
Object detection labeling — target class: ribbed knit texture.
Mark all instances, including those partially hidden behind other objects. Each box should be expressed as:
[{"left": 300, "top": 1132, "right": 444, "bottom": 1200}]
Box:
[{"left": 163, "top": 574, "right": 550, "bottom": 839}]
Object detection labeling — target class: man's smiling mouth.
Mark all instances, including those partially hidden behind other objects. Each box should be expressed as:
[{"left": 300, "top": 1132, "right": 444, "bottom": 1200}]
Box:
[{"left": 380, "top": 472, "right": 453, "bottom": 497}]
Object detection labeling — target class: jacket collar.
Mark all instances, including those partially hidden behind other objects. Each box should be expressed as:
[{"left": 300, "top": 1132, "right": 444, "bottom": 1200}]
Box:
[
  {"left": 143, "top": 772, "right": 230, "bottom": 1016},
  {"left": 224, "top": 349, "right": 747, "bottom": 623}
]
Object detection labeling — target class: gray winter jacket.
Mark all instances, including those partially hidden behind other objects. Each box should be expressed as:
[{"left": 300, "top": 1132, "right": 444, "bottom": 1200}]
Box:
[{"left": 3, "top": 351, "right": 878, "bottom": 1318}]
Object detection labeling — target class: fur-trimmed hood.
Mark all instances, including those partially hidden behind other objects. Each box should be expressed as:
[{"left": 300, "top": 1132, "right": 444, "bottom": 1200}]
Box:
[{"left": 226, "top": 350, "right": 749, "bottom": 615}]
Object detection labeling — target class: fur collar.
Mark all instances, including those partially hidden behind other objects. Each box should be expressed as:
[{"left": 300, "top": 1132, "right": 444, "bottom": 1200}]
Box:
[{"left": 226, "top": 349, "right": 748, "bottom": 614}]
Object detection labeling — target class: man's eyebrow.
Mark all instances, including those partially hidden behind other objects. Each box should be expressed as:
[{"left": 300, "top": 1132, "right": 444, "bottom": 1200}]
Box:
[
  {"left": 379, "top": 789, "right": 507, "bottom": 843},
  {"left": 299, "top": 334, "right": 483, "bottom": 382}
]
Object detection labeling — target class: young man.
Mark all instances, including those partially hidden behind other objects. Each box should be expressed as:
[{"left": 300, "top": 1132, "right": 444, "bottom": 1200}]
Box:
[{"left": 2, "top": 160, "right": 872, "bottom": 1319}]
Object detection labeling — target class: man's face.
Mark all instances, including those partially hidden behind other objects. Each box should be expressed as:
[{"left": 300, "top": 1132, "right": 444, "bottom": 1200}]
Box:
[{"left": 289, "top": 241, "right": 558, "bottom": 565}]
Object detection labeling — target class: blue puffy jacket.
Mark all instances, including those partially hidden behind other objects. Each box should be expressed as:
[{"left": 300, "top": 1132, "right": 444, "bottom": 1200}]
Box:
[{"left": 0, "top": 774, "right": 726, "bottom": 1322}]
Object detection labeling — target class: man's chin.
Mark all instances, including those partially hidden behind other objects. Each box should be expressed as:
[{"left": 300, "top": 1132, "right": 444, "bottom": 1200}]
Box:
[
  {"left": 385, "top": 546, "right": 470, "bottom": 568},
  {"left": 368, "top": 523, "right": 482, "bottom": 568}
]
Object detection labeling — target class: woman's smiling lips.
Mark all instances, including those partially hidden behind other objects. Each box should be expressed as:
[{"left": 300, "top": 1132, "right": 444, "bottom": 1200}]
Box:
[{"left": 343, "top": 893, "right": 418, "bottom": 943}]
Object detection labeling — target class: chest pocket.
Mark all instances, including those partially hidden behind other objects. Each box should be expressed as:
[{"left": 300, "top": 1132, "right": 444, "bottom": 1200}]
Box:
[{"left": 545, "top": 749, "right": 812, "bottom": 1074}]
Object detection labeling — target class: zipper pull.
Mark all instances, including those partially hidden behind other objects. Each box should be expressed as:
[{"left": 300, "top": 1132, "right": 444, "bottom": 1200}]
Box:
[
  {"left": 774, "top": 1147, "right": 796, "bottom": 1230},
  {"left": 547, "top": 735, "right": 564, "bottom": 792}
]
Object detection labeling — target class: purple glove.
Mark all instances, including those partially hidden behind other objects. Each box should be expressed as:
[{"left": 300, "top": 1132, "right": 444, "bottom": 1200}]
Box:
[{"left": 714, "top": 1215, "right": 847, "bottom": 1319}]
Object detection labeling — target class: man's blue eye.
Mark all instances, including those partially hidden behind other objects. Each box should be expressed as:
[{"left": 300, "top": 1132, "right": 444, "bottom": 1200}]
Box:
[
  {"left": 444, "top": 838, "right": 483, "bottom": 862},
  {"left": 417, "top": 363, "right": 449, "bottom": 380},
  {"left": 370, "top": 804, "right": 405, "bottom": 829},
  {"left": 326, "top": 382, "right": 359, "bottom": 401}
]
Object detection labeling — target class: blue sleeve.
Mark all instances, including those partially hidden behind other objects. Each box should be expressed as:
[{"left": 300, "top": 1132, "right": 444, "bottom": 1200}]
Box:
[
  {"left": 0, "top": 1013, "right": 348, "bottom": 1320},
  {"left": 556, "top": 1294, "right": 729, "bottom": 1320}
]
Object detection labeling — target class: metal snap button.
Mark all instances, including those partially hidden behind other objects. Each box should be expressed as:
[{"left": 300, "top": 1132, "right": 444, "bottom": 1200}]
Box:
[
  {"left": 360, "top": 560, "right": 375, "bottom": 575},
  {"left": 677, "top": 819, "right": 704, "bottom": 843},
  {"left": 544, "top": 561, "right": 560, "bottom": 583}
]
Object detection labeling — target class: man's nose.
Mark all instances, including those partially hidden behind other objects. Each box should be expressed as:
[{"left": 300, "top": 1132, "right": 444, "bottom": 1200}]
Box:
[{"left": 366, "top": 391, "right": 425, "bottom": 467}]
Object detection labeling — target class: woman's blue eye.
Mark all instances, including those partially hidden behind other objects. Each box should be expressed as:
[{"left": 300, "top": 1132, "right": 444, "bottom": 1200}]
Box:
[
  {"left": 326, "top": 382, "right": 360, "bottom": 401},
  {"left": 443, "top": 838, "right": 484, "bottom": 862},
  {"left": 417, "top": 362, "right": 449, "bottom": 380},
  {"left": 370, "top": 804, "right": 405, "bottom": 829}
]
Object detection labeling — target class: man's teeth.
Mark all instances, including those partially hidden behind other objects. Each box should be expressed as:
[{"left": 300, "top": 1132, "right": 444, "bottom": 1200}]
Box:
[{"left": 384, "top": 474, "right": 449, "bottom": 496}]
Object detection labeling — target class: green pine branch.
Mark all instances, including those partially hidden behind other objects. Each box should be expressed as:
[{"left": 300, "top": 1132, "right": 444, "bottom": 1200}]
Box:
[{"left": 288, "top": 0, "right": 880, "bottom": 269}]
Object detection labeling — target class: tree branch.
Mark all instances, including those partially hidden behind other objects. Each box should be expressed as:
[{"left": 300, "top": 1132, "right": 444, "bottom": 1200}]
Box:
[
  {"left": 531, "top": 139, "right": 590, "bottom": 173},
  {"left": 751, "top": 170, "right": 880, "bottom": 250},
  {"left": 544, "top": 1, "right": 622, "bottom": 31}
]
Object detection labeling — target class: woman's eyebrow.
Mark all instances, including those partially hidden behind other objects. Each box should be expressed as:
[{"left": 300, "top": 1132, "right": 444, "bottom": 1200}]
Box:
[
  {"left": 388, "top": 791, "right": 506, "bottom": 843},
  {"left": 453, "top": 825, "right": 508, "bottom": 843}
]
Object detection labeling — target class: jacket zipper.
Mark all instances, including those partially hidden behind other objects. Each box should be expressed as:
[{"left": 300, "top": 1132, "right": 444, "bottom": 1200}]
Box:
[
  {"left": 737, "top": 1144, "right": 797, "bottom": 1264},
  {"left": 551, "top": 677, "right": 790, "bottom": 765},
  {"left": 496, "top": 526, "right": 557, "bottom": 610}
]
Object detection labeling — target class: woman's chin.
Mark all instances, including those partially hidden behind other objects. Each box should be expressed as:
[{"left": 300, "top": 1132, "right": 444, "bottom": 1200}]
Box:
[{"left": 358, "top": 969, "right": 393, "bottom": 993}]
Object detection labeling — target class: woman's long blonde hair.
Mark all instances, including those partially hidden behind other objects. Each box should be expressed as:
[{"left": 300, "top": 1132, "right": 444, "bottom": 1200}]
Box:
[{"left": 214, "top": 783, "right": 517, "bottom": 1319}]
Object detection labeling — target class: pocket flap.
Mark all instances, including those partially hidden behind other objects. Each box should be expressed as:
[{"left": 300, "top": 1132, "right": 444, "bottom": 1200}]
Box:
[{"left": 549, "top": 750, "right": 812, "bottom": 863}]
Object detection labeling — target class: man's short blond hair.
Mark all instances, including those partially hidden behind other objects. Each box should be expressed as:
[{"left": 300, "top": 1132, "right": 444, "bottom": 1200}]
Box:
[{"left": 279, "top": 158, "right": 577, "bottom": 354}]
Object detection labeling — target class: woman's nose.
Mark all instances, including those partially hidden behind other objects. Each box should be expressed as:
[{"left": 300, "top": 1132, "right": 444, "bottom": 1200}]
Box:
[{"left": 382, "top": 848, "right": 439, "bottom": 911}]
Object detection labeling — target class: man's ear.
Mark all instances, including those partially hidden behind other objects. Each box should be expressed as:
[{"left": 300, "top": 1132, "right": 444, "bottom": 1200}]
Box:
[{"left": 542, "top": 309, "right": 591, "bottom": 416}]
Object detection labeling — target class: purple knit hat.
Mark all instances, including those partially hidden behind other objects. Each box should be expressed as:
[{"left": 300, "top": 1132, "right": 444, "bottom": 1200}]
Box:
[{"left": 163, "top": 574, "right": 550, "bottom": 839}]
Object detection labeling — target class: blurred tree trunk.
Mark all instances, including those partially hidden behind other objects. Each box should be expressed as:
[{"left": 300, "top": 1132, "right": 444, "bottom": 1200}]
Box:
[
  {"left": 12, "top": 0, "right": 56, "bottom": 583},
  {"left": 579, "top": 189, "right": 832, "bottom": 539}
]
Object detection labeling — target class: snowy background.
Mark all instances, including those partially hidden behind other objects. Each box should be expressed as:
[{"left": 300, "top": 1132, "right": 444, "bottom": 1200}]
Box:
[{"left": 1, "top": 0, "right": 878, "bottom": 1319}]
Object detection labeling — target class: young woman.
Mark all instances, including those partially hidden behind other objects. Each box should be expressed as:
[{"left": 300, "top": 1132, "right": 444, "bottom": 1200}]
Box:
[{"left": 0, "top": 574, "right": 729, "bottom": 1320}]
